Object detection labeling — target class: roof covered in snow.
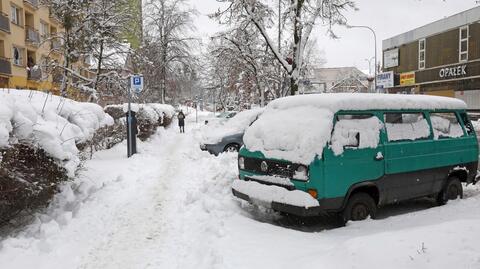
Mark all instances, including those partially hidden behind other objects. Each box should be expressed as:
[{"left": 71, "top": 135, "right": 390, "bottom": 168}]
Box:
[
  {"left": 309, "top": 67, "right": 367, "bottom": 84},
  {"left": 267, "top": 93, "right": 467, "bottom": 112}
]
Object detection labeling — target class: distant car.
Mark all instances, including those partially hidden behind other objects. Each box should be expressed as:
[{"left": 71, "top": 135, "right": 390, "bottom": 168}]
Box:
[
  {"left": 205, "top": 111, "right": 238, "bottom": 125},
  {"left": 200, "top": 108, "right": 264, "bottom": 155}
]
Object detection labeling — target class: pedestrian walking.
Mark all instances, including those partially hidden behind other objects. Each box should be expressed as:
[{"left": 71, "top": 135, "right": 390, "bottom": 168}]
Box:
[{"left": 178, "top": 110, "right": 185, "bottom": 133}]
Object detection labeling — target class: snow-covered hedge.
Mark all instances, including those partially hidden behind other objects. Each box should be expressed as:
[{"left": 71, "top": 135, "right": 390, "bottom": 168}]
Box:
[
  {"left": 104, "top": 103, "right": 175, "bottom": 141},
  {"left": 0, "top": 89, "right": 114, "bottom": 226},
  {"left": 0, "top": 90, "right": 113, "bottom": 176}
]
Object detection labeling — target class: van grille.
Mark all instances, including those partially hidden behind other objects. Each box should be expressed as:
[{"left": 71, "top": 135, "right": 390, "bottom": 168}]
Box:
[{"left": 243, "top": 157, "right": 296, "bottom": 178}]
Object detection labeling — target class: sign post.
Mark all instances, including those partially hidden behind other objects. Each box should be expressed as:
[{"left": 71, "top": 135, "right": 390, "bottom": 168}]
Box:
[{"left": 127, "top": 75, "right": 143, "bottom": 158}]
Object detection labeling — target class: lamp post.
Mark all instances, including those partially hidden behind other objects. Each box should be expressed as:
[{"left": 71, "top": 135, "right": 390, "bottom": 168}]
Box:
[{"left": 347, "top": 25, "right": 378, "bottom": 92}]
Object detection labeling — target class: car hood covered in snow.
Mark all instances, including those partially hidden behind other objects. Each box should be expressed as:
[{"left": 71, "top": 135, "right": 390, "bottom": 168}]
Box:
[{"left": 201, "top": 108, "right": 264, "bottom": 144}]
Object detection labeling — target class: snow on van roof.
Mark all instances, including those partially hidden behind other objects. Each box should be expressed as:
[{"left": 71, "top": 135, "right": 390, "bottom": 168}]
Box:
[
  {"left": 243, "top": 93, "right": 466, "bottom": 165},
  {"left": 267, "top": 93, "right": 467, "bottom": 112}
]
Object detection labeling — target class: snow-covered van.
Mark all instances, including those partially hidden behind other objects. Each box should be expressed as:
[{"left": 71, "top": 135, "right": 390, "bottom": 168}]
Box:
[{"left": 233, "top": 93, "right": 479, "bottom": 222}]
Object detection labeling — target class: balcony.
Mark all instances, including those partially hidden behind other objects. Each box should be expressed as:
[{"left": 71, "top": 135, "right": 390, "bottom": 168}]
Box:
[
  {"left": 0, "top": 57, "right": 11, "bottom": 75},
  {"left": 25, "top": 26, "right": 40, "bottom": 45},
  {"left": 0, "top": 12, "right": 10, "bottom": 33},
  {"left": 27, "top": 66, "right": 42, "bottom": 81},
  {"left": 24, "top": 0, "right": 39, "bottom": 9},
  {"left": 51, "top": 39, "right": 62, "bottom": 50}
]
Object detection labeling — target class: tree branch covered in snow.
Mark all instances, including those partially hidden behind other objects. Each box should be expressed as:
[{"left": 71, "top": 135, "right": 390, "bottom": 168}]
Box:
[{"left": 213, "top": 0, "right": 355, "bottom": 95}]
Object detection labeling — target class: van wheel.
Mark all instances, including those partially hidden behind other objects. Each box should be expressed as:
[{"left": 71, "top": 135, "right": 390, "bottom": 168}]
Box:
[
  {"left": 436, "top": 177, "right": 463, "bottom": 206},
  {"left": 342, "top": 193, "right": 377, "bottom": 223},
  {"left": 224, "top": 144, "right": 239, "bottom": 153}
]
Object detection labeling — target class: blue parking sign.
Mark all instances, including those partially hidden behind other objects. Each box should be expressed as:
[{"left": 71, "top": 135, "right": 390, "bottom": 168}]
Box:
[{"left": 131, "top": 75, "right": 144, "bottom": 94}]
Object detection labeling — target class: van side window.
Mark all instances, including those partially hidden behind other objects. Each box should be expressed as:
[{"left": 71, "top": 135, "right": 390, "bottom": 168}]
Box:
[
  {"left": 460, "top": 112, "right": 476, "bottom": 136},
  {"left": 384, "top": 113, "right": 430, "bottom": 142},
  {"left": 331, "top": 114, "right": 383, "bottom": 155},
  {"left": 430, "top": 112, "right": 464, "bottom": 139}
]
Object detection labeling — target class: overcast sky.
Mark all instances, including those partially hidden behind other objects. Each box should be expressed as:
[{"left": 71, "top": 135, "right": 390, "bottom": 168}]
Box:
[{"left": 188, "top": 0, "right": 478, "bottom": 74}]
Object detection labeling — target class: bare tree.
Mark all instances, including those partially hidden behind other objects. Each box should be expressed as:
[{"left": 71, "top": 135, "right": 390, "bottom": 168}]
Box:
[
  {"left": 141, "top": 0, "right": 198, "bottom": 103},
  {"left": 214, "top": 0, "right": 355, "bottom": 95}
]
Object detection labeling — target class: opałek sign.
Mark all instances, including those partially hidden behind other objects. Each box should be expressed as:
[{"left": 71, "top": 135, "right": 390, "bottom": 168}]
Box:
[{"left": 439, "top": 65, "right": 467, "bottom": 79}]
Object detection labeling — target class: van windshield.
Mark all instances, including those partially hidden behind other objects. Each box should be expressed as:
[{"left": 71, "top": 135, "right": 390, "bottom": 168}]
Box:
[{"left": 243, "top": 106, "right": 334, "bottom": 165}]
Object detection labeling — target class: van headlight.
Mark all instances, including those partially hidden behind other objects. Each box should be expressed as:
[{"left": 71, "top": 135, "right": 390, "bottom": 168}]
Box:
[
  {"left": 260, "top": 161, "right": 268, "bottom": 172},
  {"left": 238, "top": 157, "right": 245, "bottom": 169},
  {"left": 294, "top": 165, "right": 309, "bottom": 181}
]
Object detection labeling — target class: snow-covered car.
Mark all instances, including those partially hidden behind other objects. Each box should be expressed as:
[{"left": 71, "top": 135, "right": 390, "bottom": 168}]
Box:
[
  {"left": 234, "top": 93, "right": 478, "bottom": 223},
  {"left": 205, "top": 111, "right": 238, "bottom": 125},
  {"left": 200, "top": 108, "right": 264, "bottom": 155}
]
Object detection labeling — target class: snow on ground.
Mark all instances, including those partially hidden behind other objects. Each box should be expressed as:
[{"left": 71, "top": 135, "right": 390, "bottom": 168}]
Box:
[{"left": 1, "top": 111, "right": 480, "bottom": 269}]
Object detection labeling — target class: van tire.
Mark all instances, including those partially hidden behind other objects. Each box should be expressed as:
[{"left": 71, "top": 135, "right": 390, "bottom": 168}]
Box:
[
  {"left": 342, "top": 193, "right": 377, "bottom": 223},
  {"left": 436, "top": 176, "right": 463, "bottom": 206}
]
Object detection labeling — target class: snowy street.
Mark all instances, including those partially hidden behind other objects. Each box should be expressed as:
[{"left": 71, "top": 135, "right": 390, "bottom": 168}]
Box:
[{"left": 1, "top": 114, "right": 480, "bottom": 269}]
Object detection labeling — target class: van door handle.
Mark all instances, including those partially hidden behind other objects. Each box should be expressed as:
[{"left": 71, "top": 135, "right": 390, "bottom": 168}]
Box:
[{"left": 375, "top": 152, "right": 384, "bottom": 161}]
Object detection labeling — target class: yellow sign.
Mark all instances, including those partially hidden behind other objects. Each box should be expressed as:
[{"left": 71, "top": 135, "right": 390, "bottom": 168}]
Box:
[{"left": 400, "top": 72, "right": 416, "bottom": 86}]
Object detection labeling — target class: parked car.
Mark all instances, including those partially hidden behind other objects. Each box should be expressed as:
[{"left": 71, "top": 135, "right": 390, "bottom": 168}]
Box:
[
  {"left": 200, "top": 108, "right": 264, "bottom": 155},
  {"left": 233, "top": 93, "right": 478, "bottom": 223},
  {"left": 204, "top": 111, "right": 238, "bottom": 125}
]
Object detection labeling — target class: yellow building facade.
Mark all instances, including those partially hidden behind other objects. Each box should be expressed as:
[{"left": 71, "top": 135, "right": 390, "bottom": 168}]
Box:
[{"left": 0, "top": 0, "right": 66, "bottom": 94}]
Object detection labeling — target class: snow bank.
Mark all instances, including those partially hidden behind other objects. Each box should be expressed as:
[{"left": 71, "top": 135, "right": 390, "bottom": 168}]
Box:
[
  {"left": 201, "top": 108, "right": 264, "bottom": 144},
  {"left": 0, "top": 89, "right": 113, "bottom": 176}
]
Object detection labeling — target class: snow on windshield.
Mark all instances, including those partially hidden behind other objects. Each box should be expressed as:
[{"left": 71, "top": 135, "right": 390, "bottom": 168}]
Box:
[
  {"left": 243, "top": 106, "right": 333, "bottom": 165},
  {"left": 202, "top": 108, "right": 264, "bottom": 144}
]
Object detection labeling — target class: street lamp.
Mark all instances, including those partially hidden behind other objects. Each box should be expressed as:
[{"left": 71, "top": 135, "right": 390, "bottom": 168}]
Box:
[
  {"left": 365, "top": 57, "right": 374, "bottom": 75},
  {"left": 347, "top": 25, "right": 378, "bottom": 92}
]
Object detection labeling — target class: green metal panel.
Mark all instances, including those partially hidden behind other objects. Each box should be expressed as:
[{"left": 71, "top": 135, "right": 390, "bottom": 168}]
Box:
[{"left": 320, "top": 111, "right": 385, "bottom": 199}]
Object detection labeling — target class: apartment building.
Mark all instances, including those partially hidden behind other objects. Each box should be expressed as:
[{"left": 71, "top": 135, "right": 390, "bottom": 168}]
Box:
[
  {"left": 0, "top": 0, "right": 66, "bottom": 94},
  {"left": 381, "top": 6, "right": 480, "bottom": 109}
]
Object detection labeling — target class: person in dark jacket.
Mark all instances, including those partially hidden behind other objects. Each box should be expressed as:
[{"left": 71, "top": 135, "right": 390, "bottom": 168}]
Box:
[{"left": 178, "top": 110, "right": 185, "bottom": 133}]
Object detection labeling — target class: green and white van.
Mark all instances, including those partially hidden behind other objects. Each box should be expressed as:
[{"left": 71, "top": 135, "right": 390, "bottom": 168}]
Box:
[{"left": 232, "top": 93, "right": 479, "bottom": 222}]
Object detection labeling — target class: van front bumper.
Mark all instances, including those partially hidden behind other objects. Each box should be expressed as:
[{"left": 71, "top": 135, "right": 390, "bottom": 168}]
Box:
[{"left": 231, "top": 179, "right": 322, "bottom": 217}]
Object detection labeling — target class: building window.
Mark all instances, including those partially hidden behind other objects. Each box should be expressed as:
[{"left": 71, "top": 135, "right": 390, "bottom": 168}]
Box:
[
  {"left": 10, "top": 5, "right": 22, "bottom": 25},
  {"left": 40, "top": 21, "right": 50, "bottom": 40},
  {"left": 419, "top": 39, "right": 426, "bottom": 70},
  {"left": 459, "top": 26, "right": 468, "bottom": 62},
  {"left": 12, "top": 46, "right": 24, "bottom": 66}
]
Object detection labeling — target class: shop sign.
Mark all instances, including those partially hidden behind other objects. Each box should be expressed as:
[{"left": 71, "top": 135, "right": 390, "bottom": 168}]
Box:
[
  {"left": 400, "top": 72, "right": 415, "bottom": 86},
  {"left": 384, "top": 48, "right": 399, "bottom": 69},
  {"left": 376, "top": 71, "right": 394, "bottom": 89},
  {"left": 439, "top": 65, "right": 467, "bottom": 79}
]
